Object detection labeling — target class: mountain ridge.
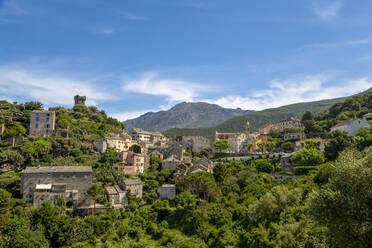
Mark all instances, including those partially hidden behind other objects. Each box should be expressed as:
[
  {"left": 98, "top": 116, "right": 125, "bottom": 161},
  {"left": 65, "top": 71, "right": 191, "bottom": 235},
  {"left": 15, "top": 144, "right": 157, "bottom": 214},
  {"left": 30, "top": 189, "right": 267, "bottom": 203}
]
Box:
[
  {"left": 163, "top": 87, "right": 372, "bottom": 141},
  {"left": 123, "top": 102, "right": 254, "bottom": 132}
]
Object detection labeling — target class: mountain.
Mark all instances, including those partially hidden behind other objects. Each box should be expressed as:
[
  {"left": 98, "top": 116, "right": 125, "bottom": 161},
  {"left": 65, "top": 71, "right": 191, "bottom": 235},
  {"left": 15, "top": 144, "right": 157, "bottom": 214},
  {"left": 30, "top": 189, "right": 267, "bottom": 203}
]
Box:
[
  {"left": 123, "top": 102, "right": 254, "bottom": 132},
  {"left": 163, "top": 95, "right": 360, "bottom": 141}
]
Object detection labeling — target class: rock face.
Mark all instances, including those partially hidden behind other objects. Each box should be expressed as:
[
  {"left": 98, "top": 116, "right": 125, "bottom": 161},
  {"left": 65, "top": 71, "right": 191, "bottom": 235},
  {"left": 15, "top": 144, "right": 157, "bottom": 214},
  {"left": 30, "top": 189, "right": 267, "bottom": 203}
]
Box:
[{"left": 123, "top": 102, "right": 253, "bottom": 132}]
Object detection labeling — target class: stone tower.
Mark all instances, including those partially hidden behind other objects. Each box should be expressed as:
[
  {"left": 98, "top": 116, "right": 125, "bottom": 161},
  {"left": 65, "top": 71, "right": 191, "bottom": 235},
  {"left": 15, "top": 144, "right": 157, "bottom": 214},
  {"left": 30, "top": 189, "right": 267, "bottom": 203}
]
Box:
[
  {"left": 74, "top": 95, "right": 86, "bottom": 106},
  {"left": 246, "top": 121, "right": 250, "bottom": 135}
]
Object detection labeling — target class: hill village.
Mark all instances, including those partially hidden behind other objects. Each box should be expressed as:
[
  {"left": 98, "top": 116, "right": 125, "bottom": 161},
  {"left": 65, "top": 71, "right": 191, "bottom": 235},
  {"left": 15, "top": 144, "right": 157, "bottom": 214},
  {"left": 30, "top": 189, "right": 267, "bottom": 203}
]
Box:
[{"left": 1, "top": 95, "right": 371, "bottom": 214}]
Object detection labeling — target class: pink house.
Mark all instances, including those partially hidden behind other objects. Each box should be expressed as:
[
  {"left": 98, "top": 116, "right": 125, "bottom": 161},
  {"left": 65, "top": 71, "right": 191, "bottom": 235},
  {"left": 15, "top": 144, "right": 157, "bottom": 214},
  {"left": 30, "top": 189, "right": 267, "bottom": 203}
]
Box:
[{"left": 119, "top": 151, "right": 145, "bottom": 175}]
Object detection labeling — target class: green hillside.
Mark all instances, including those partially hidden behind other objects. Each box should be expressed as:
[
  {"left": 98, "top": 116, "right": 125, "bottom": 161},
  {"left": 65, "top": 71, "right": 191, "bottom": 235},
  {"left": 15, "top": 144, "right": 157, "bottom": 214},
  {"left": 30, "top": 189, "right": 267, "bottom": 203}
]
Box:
[{"left": 163, "top": 97, "right": 345, "bottom": 141}]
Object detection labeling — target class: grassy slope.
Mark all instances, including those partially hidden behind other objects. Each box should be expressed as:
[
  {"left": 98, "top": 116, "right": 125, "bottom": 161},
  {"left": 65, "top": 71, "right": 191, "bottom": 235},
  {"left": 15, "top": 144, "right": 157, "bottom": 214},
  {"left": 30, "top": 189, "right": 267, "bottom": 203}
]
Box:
[{"left": 163, "top": 97, "right": 345, "bottom": 141}]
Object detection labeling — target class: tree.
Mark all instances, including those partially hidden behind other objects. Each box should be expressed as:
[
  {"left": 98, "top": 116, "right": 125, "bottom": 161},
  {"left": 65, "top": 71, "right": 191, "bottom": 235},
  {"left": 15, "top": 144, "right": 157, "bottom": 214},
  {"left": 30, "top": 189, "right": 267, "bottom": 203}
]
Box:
[
  {"left": 213, "top": 139, "right": 230, "bottom": 153},
  {"left": 149, "top": 156, "right": 162, "bottom": 171},
  {"left": 309, "top": 148, "right": 372, "bottom": 248},
  {"left": 291, "top": 148, "right": 325, "bottom": 166},
  {"left": 245, "top": 143, "right": 253, "bottom": 153},
  {"left": 3, "top": 122, "right": 27, "bottom": 138},
  {"left": 255, "top": 158, "right": 274, "bottom": 173},
  {"left": 301, "top": 139, "right": 321, "bottom": 149},
  {"left": 87, "top": 184, "right": 103, "bottom": 215},
  {"left": 325, "top": 130, "right": 355, "bottom": 160},
  {"left": 265, "top": 142, "right": 276, "bottom": 153},
  {"left": 257, "top": 142, "right": 266, "bottom": 154},
  {"left": 131, "top": 144, "right": 141, "bottom": 154},
  {"left": 100, "top": 148, "right": 119, "bottom": 165},
  {"left": 301, "top": 111, "right": 314, "bottom": 121},
  {"left": 283, "top": 142, "right": 293, "bottom": 152}
]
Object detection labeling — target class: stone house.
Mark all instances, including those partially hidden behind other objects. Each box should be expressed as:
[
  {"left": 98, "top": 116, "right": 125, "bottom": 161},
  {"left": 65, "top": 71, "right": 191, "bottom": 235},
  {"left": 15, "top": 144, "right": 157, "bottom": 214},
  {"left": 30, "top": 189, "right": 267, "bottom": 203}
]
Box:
[
  {"left": 119, "top": 151, "right": 145, "bottom": 175},
  {"left": 21, "top": 166, "right": 92, "bottom": 209},
  {"left": 175, "top": 163, "right": 189, "bottom": 176},
  {"left": 95, "top": 134, "right": 137, "bottom": 153},
  {"left": 29, "top": 110, "right": 56, "bottom": 137},
  {"left": 330, "top": 118, "right": 370, "bottom": 136},
  {"left": 190, "top": 158, "right": 214, "bottom": 173},
  {"left": 105, "top": 185, "right": 127, "bottom": 208},
  {"left": 157, "top": 184, "right": 176, "bottom": 200},
  {"left": 163, "top": 144, "right": 185, "bottom": 161},
  {"left": 183, "top": 136, "right": 210, "bottom": 152},
  {"left": 130, "top": 128, "right": 152, "bottom": 143},
  {"left": 272, "top": 117, "right": 304, "bottom": 132},
  {"left": 162, "top": 155, "right": 182, "bottom": 171},
  {"left": 149, "top": 150, "right": 163, "bottom": 160},
  {"left": 122, "top": 178, "right": 143, "bottom": 198},
  {"left": 215, "top": 132, "right": 248, "bottom": 154},
  {"left": 283, "top": 132, "right": 306, "bottom": 141}
]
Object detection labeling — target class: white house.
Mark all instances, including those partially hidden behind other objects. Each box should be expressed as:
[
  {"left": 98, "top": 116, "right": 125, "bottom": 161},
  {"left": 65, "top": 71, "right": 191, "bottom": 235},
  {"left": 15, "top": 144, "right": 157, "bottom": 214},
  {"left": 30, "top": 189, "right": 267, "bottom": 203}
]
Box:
[{"left": 330, "top": 118, "right": 370, "bottom": 136}]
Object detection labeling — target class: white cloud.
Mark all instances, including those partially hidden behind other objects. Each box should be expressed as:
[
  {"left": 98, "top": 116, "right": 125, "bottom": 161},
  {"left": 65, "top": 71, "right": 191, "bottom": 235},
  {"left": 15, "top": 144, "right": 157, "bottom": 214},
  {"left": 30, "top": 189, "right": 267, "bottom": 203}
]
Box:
[
  {"left": 0, "top": 67, "right": 114, "bottom": 106},
  {"left": 0, "top": 0, "right": 28, "bottom": 16},
  {"left": 110, "top": 110, "right": 152, "bottom": 122},
  {"left": 313, "top": 1, "right": 343, "bottom": 20},
  {"left": 122, "top": 72, "right": 213, "bottom": 102},
  {"left": 92, "top": 27, "right": 115, "bottom": 36},
  {"left": 206, "top": 74, "right": 372, "bottom": 110}
]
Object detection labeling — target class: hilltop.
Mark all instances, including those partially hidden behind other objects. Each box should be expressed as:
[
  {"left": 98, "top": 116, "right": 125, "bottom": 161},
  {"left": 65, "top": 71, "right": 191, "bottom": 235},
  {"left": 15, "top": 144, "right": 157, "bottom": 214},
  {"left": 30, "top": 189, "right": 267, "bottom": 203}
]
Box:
[{"left": 123, "top": 102, "right": 253, "bottom": 132}]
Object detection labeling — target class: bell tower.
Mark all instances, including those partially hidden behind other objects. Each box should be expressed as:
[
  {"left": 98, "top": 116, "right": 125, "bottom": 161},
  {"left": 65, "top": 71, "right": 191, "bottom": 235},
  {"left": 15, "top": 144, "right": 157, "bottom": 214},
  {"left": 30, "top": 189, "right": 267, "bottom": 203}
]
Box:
[{"left": 246, "top": 121, "right": 250, "bottom": 135}]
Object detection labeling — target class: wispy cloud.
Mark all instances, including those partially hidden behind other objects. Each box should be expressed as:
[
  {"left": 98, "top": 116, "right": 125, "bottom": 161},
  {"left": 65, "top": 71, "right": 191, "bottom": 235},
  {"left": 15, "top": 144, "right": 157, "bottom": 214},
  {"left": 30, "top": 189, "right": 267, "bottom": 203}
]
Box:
[
  {"left": 300, "top": 37, "right": 372, "bottom": 51},
  {"left": 118, "top": 11, "right": 146, "bottom": 21},
  {"left": 122, "top": 72, "right": 213, "bottom": 102},
  {"left": 0, "top": 66, "right": 114, "bottom": 106},
  {"left": 92, "top": 26, "right": 115, "bottom": 36},
  {"left": 0, "top": 0, "right": 27, "bottom": 16},
  {"left": 206, "top": 74, "right": 372, "bottom": 110},
  {"left": 312, "top": 1, "right": 343, "bottom": 20}
]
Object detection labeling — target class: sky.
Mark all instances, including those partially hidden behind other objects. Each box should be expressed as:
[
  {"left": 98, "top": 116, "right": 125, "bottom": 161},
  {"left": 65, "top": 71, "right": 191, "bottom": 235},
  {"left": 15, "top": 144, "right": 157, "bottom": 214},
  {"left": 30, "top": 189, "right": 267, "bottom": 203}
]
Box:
[{"left": 1, "top": 0, "right": 372, "bottom": 121}]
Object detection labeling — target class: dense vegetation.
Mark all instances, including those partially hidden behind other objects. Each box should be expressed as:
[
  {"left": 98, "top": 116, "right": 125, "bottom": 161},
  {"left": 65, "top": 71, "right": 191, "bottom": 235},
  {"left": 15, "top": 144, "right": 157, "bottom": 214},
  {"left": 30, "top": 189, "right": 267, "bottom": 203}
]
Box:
[{"left": 1, "top": 93, "right": 372, "bottom": 247}]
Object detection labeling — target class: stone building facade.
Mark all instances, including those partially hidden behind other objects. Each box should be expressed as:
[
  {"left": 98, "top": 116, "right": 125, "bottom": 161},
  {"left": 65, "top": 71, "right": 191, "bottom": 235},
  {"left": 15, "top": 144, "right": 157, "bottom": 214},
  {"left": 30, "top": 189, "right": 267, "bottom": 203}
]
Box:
[
  {"left": 190, "top": 157, "right": 214, "bottom": 173},
  {"left": 122, "top": 178, "right": 143, "bottom": 198},
  {"left": 157, "top": 184, "right": 176, "bottom": 200},
  {"left": 105, "top": 185, "right": 127, "bottom": 208},
  {"left": 183, "top": 136, "right": 210, "bottom": 152},
  {"left": 29, "top": 110, "right": 56, "bottom": 137},
  {"left": 95, "top": 134, "right": 137, "bottom": 153},
  {"left": 119, "top": 151, "right": 145, "bottom": 175},
  {"left": 272, "top": 117, "right": 303, "bottom": 132},
  {"left": 330, "top": 118, "right": 370, "bottom": 136},
  {"left": 21, "top": 166, "right": 92, "bottom": 209},
  {"left": 74, "top": 95, "right": 86, "bottom": 106}
]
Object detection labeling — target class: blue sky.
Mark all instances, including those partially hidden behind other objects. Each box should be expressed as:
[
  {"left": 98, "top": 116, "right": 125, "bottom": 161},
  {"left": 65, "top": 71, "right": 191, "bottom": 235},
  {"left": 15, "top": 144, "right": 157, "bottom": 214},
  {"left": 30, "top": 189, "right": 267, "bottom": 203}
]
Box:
[{"left": 1, "top": 0, "right": 372, "bottom": 121}]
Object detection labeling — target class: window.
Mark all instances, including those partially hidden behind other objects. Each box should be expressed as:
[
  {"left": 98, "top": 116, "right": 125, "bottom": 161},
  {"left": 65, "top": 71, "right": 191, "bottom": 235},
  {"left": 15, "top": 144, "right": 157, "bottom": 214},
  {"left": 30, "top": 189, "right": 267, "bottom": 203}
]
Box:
[
  {"left": 47, "top": 172, "right": 51, "bottom": 176},
  {"left": 29, "top": 187, "right": 33, "bottom": 191},
  {"left": 46, "top": 117, "right": 50, "bottom": 122},
  {"left": 35, "top": 124, "right": 39, "bottom": 128},
  {"left": 36, "top": 117, "right": 39, "bottom": 122},
  {"left": 46, "top": 113, "right": 50, "bottom": 117}
]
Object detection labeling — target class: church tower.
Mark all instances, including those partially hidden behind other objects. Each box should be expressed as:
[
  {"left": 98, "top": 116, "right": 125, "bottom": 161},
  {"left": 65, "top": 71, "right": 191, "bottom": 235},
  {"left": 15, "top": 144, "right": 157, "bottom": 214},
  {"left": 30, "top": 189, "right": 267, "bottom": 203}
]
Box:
[{"left": 246, "top": 121, "right": 250, "bottom": 136}]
